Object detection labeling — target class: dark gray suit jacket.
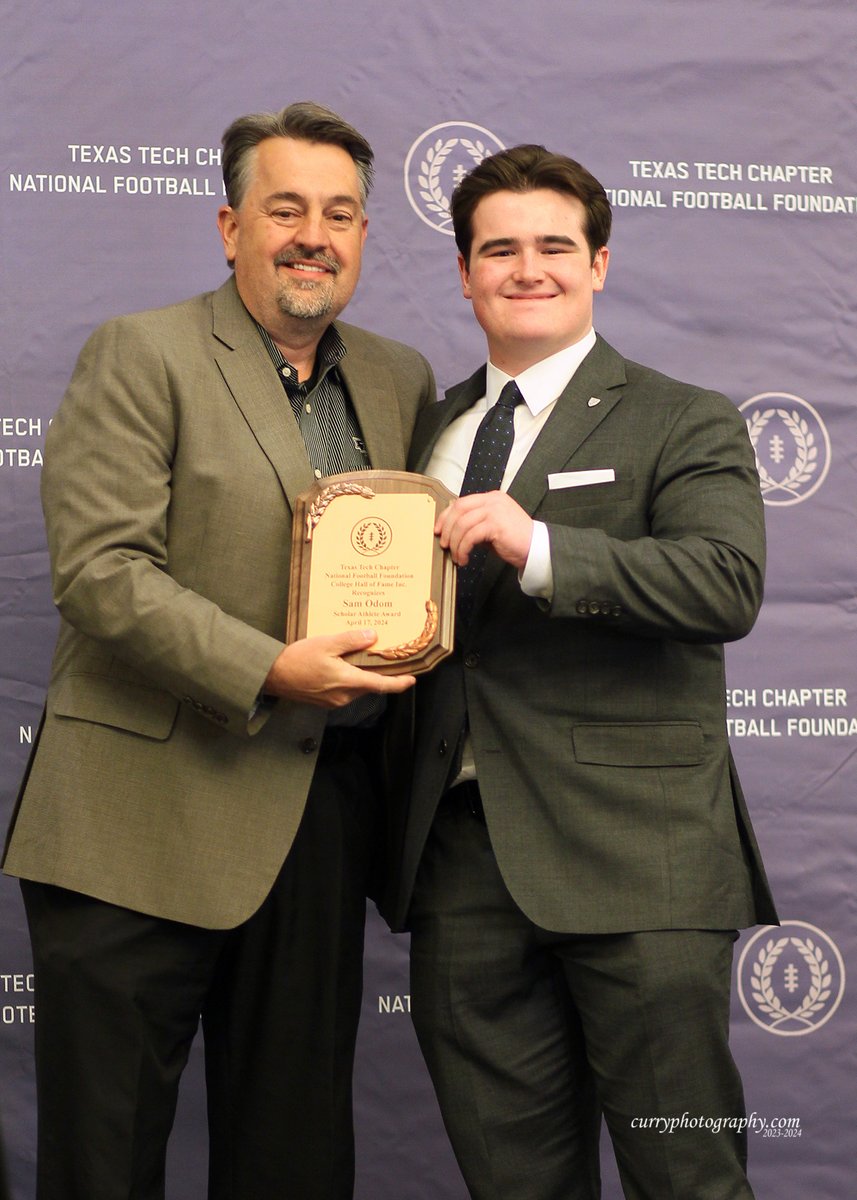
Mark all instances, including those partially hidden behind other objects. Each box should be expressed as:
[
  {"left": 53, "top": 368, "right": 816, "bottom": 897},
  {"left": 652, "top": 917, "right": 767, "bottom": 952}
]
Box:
[
  {"left": 4, "top": 277, "right": 435, "bottom": 929},
  {"left": 384, "top": 335, "right": 777, "bottom": 934}
]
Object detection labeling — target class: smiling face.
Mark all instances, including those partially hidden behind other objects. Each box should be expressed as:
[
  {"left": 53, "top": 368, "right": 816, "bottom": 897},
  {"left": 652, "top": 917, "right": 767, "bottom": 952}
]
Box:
[
  {"left": 217, "top": 136, "right": 367, "bottom": 343},
  {"left": 458, "top": 188, "right": 609, "bottom": 375}
]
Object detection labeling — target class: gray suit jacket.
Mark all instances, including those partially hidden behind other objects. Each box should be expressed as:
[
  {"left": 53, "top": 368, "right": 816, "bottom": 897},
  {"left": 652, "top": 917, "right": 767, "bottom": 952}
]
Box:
[
  {"left": 4, "top": 277, "right": 435, "bottom": 929},
  {"left": 384, "top": 335, "right": 777, "bottom": 934}
]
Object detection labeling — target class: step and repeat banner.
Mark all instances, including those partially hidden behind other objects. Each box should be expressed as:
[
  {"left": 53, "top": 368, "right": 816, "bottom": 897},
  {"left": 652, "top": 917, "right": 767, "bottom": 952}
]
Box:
[{"left": 1, "top": 1, "right": 855, "bottom": 1196}]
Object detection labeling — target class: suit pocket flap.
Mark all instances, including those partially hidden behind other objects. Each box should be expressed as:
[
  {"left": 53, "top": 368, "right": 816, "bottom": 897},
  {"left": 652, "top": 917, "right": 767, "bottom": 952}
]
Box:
[
  {"left": 572, "top": 722, "right": 703, "bottom": 766},
  {"left": 51, "top": 673, "right": 179, "bottom": 741},
  {"left": 539, "top": 472, "right": 635, "bottom": 511}
]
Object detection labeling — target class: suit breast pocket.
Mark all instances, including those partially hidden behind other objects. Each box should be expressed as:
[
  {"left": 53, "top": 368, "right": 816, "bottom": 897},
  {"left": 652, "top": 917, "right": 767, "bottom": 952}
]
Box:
[{"left": 539, "top": 472, "right": 636, "bottom": 517}]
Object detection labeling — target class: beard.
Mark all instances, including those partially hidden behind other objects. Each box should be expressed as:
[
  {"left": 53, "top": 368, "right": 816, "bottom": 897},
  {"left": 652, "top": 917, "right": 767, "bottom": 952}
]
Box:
[{"left": 273, "top": 249, "right": 340, "bottom": 321}]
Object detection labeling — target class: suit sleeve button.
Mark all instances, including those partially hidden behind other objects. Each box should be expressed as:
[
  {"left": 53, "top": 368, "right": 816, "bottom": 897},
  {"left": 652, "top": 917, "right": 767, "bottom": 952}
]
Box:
[
  {"left": 612, "top": 605, "right": 622, "bottom": 617},
  {"left": 576, "top": 600, "right": 589, "bottom": 615},
  {"left": 438, "top": 738, "right": 448, "bottom": 756},
  {"left": 588, "top": 601, "right": 601, "bottom": 615}
]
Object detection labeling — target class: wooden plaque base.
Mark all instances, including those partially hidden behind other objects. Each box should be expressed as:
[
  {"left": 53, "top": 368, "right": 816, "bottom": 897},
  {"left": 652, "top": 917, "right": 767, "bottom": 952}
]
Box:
[{"left": 286, "top": 470, "right": 456, "bottom": 675}]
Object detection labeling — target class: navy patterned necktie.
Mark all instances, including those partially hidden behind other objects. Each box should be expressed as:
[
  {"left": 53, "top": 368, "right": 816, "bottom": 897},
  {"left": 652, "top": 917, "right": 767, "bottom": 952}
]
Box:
[{"left": 456, "top": 380, "right": 524, "bottom": 633}]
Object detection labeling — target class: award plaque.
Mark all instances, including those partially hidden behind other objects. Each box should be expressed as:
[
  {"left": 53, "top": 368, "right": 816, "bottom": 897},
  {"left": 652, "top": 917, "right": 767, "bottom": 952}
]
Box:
[{"left": 286, "top": 470, "right": 457, "bottom": 675}]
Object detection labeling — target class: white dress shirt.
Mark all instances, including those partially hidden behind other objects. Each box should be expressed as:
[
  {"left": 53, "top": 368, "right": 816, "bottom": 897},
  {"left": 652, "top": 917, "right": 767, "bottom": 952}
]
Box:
[
  {"left": 427, "top": 330, "right": 597, "bottom": 786},
  {"left": 427, "top": 329, "right": 597, "bottom": 600}
]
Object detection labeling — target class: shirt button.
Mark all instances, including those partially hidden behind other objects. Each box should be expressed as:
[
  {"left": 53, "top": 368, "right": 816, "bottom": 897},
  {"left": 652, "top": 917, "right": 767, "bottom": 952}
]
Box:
[
  {"left": 280, "top": 366, "right": 292, "bottom": 378},
  {"left": 305, "top": 403, "right": 312, "bottom": 414},
  {"left": 314, "top": 468, "right": 323, "bottom": 479}
]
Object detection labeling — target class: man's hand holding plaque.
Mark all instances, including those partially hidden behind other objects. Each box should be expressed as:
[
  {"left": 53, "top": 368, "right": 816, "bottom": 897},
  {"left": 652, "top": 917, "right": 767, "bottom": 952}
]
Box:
[{"left": 287, "top": 470, "right": 457, "bottom": 675}]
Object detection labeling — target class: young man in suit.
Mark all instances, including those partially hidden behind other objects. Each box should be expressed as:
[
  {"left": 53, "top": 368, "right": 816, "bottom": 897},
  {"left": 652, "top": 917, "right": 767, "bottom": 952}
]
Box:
[
  {"left": 386, "top": 145, "right": 777, "bottom": 1199},
  {"left": 3, "top": 102, "right": 435, "bottom": 1199}
]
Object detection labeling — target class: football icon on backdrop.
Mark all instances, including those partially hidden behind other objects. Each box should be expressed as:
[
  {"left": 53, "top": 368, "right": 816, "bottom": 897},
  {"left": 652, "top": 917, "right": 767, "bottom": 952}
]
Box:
[
  {"left": 737, "top": 920, "right": 845, "bottom": 1035},
  {"left": 404, "top": 122, "right": 505, "bottom": 234},
  {"left": 739, "top": 393, "right": 831, "bottom": 506}
]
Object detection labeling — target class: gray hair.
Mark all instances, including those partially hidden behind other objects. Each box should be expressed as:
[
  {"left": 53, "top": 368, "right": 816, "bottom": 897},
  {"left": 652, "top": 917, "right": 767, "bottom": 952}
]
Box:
[{"left": 221, "top": 101, "right": 375, "bottom": 210}]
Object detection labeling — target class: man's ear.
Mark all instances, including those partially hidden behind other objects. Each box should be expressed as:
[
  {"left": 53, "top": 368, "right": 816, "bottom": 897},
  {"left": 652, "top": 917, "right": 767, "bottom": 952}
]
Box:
[
  {"left": 217, "top": 206, "right": 239, "bottom": 266},
  {"left": 591, "top": 246, "right": 609, "bottom": 293},
  {"left": 458, "top": 253, "right": 472, "bottom": 299}
]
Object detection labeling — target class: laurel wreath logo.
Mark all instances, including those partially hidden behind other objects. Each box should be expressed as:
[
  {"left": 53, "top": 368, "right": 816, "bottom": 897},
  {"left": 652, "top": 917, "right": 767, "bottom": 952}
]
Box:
[
  {"left": 750, "top": 935, "right": 834, "bottom": 1028},
  {"left": 745, "top": 408, "right": 818, "bottom": 497},
  {"left": 305, "top": 482, "right": 375, "bottom": 541},
  {"left": 371, "top": 600, "right": 438, "bottom": 661},
  {"left": 352, "top": 518, "right": 391, "bottom": 556},
  {"left": 417, "top": 137, "right": 493, "bottom": 225}
]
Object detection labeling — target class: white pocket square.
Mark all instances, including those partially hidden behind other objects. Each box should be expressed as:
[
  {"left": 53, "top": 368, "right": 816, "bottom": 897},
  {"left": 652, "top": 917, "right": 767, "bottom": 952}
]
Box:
[{"left": 548, "top": 468, "right": 616, "bottom": 489}]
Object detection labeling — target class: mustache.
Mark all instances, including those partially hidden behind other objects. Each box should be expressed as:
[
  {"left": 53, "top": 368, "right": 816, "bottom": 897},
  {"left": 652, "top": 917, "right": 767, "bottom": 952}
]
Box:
[{"left": 274, "top": 248, "right": 340, "bottom": 274}]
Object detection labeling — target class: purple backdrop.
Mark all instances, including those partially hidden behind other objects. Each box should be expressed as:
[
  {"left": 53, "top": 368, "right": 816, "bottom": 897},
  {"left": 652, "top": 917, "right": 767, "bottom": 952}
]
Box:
[{"left": 2, "top": 1, "right": 855, "bottom": 1196}]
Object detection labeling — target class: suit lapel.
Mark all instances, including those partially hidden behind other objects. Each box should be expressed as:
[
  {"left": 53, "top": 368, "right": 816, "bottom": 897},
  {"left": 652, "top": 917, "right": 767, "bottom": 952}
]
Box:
[
  {"left": 211, "top": 279, "right": 315, "bottom": 511},
  {"left": 338, "top": 330, "right": 407, "bottom": 470},
  {"left": 506, "top": 336, "right": 627, "bottom": 513},
  {"left": 210, "top": 283, "right": 411, "bottom": 508},
  {"left": 409, "top": 366, "right": 487, "bottom": 473},
  {"left": 444, "top": 339, "right": 628, "bottom": 614}
]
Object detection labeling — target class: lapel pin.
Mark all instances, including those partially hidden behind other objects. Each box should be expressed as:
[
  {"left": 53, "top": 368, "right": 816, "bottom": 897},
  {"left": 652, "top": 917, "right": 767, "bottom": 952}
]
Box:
[{"left": 588, "top": 396, "right": 601, "bottom": 407}]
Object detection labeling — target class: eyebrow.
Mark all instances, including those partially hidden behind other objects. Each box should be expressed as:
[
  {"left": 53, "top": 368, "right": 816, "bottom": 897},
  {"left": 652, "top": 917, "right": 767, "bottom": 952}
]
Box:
[
  {"left": 264, "top": 191, "right": 361, "bottom": 210},
  {"left": 475, "top": 234, "right": 579, "bottom": 254}
]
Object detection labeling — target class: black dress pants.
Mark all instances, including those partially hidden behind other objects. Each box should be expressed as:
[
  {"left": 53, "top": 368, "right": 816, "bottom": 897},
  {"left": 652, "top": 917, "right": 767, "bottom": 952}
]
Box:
[
  {"left": 21, "top": 737, "right": 377, "bottom": 1200},
  {"left": 409, "top": 789, "right": 754, "bottom": 1200}
]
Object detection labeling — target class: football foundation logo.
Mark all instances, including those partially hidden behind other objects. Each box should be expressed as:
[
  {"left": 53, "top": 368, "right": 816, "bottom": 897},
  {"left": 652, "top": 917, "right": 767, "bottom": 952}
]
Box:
[
  {"left": 737, "top": 920, "right": 845, "bottom": 1035},
  {"left": 351, "top": 517, "right": 391, "bottom": 557},
  {"left": 404, "top": 122, "right": 505, "bottom": 234},
  {"left": 739, "top": 392, "right": 831, "bottom": 506}
]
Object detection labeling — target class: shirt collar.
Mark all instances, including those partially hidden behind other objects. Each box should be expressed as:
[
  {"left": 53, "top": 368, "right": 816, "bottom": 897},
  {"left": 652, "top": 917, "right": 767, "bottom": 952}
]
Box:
[
  {"left": 486, "top": 328, "right": 597, "bottom": 415},
  {"left": 254, "top": 320, "right": 346, "bottom": 382}
]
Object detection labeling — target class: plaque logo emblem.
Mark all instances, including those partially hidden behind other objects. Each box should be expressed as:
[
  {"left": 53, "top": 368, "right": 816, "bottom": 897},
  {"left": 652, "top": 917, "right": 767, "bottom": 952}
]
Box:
[
  {"left": 351, "top": 517, "right": 392, "bottom": 557},
  {"left": 739, "top": 392, "right": 831, "bottom": 506},
  {"left": 737, "top": 920, "right": 845, "bottom": 1036},
  {"left": 404, "top": 122, "right": 505, "bottom": 235}
]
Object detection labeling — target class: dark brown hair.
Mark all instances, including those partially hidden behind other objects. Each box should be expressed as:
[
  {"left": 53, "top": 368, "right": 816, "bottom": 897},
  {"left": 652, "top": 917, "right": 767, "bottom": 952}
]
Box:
[{"left": 451, "top": 144, "right": 612, "bottom": 264}]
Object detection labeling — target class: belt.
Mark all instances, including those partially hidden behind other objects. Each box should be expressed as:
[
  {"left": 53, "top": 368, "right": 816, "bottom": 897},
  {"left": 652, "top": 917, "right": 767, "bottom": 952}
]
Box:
[{"left": 442, "top": 779, "right": 485, "bottom": 822}]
